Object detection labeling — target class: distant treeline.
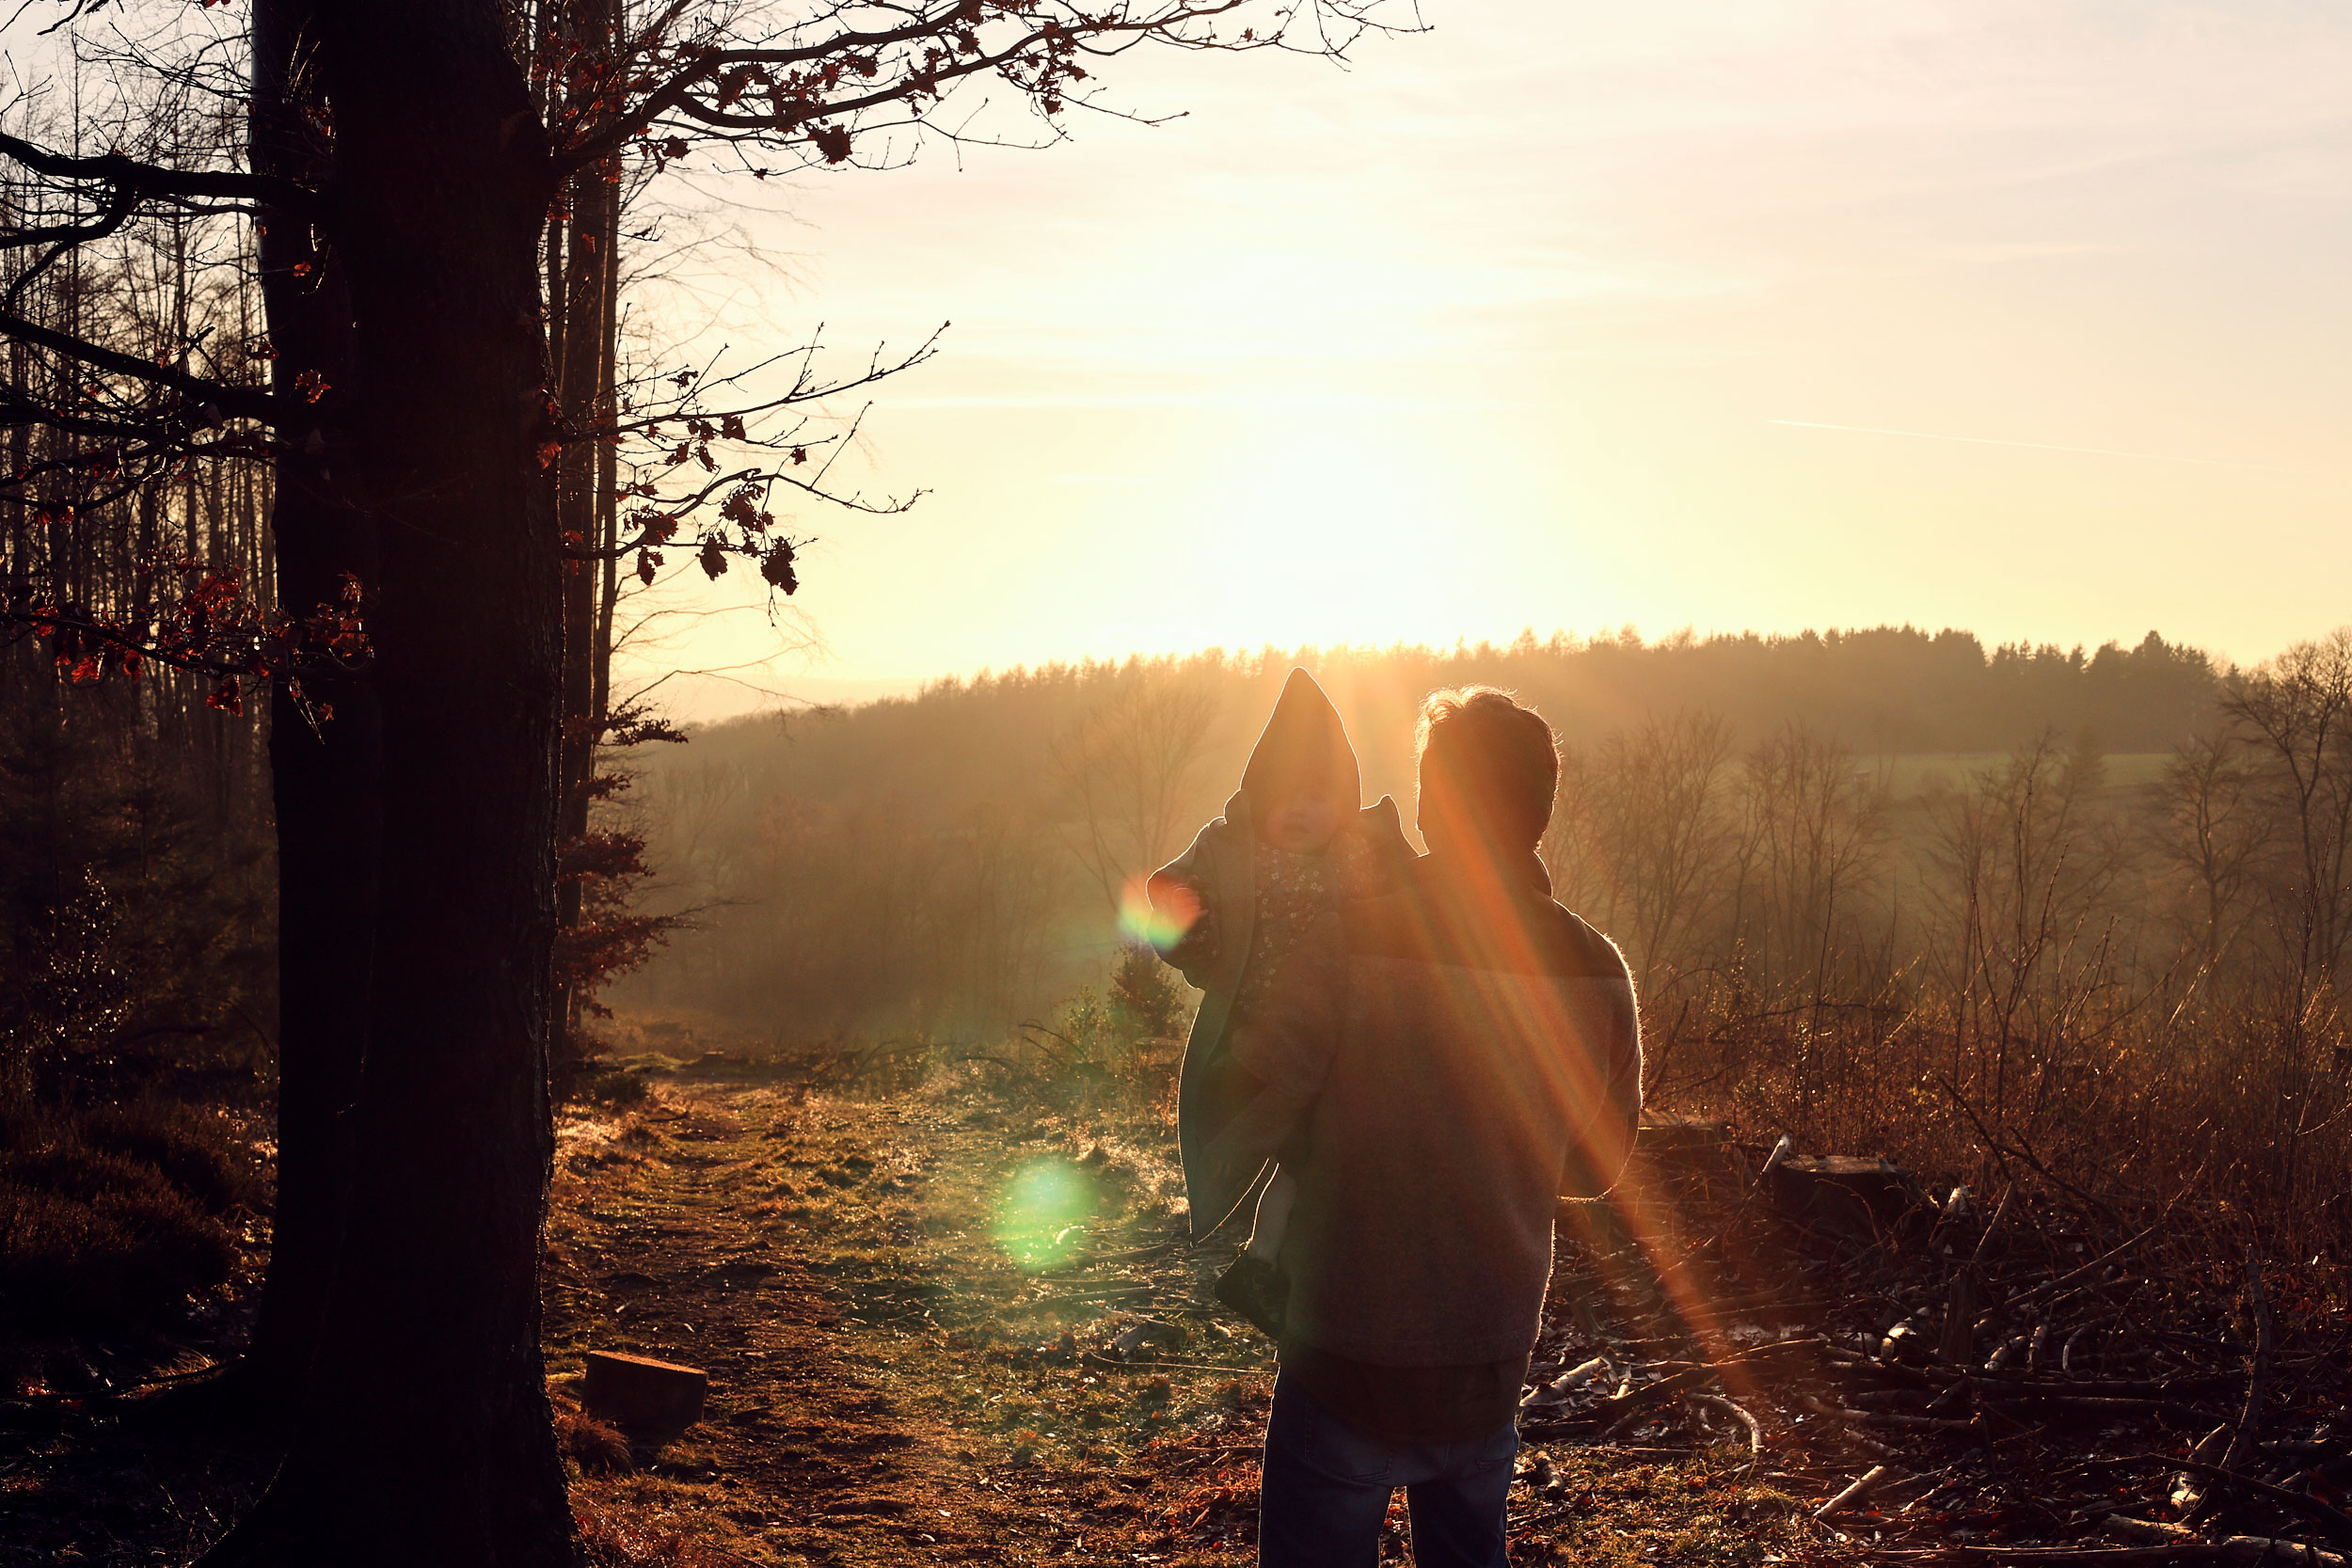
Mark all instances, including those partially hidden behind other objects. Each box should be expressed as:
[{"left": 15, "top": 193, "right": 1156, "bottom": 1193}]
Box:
[
  {"left": 623, "top": 622, "right": 2352, "bottom": 1247},
  {"left": 618, "top": 624, "right": 2220, "bottom": 1033}
]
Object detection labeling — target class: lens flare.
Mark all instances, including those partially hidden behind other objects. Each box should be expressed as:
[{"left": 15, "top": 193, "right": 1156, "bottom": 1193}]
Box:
[
  {"left": 991, "top": 1158, "right": 1098, "bottom": 1272},
  {"left": 1118, "top": 876, "right": 1196, "bottom": 951}
]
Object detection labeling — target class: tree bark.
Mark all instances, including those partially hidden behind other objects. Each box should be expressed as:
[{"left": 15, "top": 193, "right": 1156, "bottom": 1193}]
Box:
[
  {"left": 241, "top": 0, "right": 381, "bottom": 1426},
  {"left": 199, "top": 0, "right": 573, "bottom": 1559}
]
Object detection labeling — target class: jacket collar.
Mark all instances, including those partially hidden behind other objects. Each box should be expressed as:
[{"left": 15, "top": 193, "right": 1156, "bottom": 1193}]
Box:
[{"left": 1421, "top": 845, "right": 1553, "bottom": 899}]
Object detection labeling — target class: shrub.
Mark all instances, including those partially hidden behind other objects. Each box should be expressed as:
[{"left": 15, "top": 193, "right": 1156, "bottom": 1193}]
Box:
[
  {"left": 990, "top": 975, "right": 1186, "bottom": 1120},
  {"left": 581, "top": 1069, "right": 653, "bottom": 1109},
  {"left": 0, "top": 1104, "right": 244, "bottom": 1332},
  {"left": 552, "top": 1395, "right": 634, "bottom": 1476},
  {"left": 0, "top": 700, "right": 275, "bottom": 1113},
  {"left": 1107, "top": 942, "right": 1186, "bottom": 1046},
  {"left": 802, "top": 1035, "right": 945, "bottom": 1096},
  {"left": 73, "top": 1100, "right": 248, "bottom": 1213},
  {"left": 0, "top": 1164, "right": 235, "bottom": 1330}
]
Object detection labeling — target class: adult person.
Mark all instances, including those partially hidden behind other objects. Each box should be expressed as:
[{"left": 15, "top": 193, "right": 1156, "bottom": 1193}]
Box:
[{"left": 1256, "top": 686, "right": 1644, "bottom": 1567}]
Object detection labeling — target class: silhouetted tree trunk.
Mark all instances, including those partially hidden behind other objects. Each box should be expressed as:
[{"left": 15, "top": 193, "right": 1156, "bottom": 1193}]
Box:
[
  {"left": 199, "top": 0, "right": 571, "bottom": 1559},
  {"left": 239, "top": 0, "right": 381, "bottom": 1426}
]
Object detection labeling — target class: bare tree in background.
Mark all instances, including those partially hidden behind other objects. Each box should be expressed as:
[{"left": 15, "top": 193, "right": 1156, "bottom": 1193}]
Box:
[
  {"left": 2155, "top": 728, "right": 2266, "bottom": 981},
  {"left": 1549, "top": 710, "right": 1739, "bottom": 996},
  {"left": 2213, "top": 629, "right": 2352, "bottom": 1217},
  {"left": 1052, "top": 671, "right": 1218, "bottom": 913},
  {"left": 931, "top": 799, "right": 1060, "bottom": 1024},
  {"left": 1735, "top": 723, "right": 1888, "bottom": 1002},
  {"left": 2224, "top": 629, "right": 2352, "bottom": 1003},
  {"left": 1926, "top": 732, "right": 2131, "bottom": 1154}
]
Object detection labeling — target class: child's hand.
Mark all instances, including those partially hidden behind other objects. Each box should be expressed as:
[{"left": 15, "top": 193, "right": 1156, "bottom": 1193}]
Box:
[{"left": 1150, "top": 876, "right": 1216, "bottom": 964}]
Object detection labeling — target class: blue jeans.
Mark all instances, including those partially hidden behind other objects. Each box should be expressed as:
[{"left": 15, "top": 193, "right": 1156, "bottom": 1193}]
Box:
[{"left": 1258, "top": 1371, "right": 1518, "bottom": 1568}]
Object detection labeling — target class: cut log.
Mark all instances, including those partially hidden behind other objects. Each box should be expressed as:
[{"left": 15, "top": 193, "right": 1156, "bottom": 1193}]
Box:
[
  {"left": 2174, "top": 1425, "right": 2233, "bottom": 1513},
  {"left": 1691, "top": 1393, "right": 1762, "bottom": 1454},
  {"left": 583, "top": 1351, "right": 708, "bottom": 1433},
  {"left": 1519, "top": 1356, "right": 1612, "bottom": 1411}
]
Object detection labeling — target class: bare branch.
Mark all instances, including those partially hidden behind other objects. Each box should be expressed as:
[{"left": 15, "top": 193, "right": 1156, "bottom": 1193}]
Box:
[
  {"left": 0, "top": 128, "right": 322, "bottom": 215},
  {"left": 0, "top": 308, "right": 284, "bottom": 425}
]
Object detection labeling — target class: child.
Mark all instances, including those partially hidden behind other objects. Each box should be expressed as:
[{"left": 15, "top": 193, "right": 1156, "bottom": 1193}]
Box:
[{"left": 1148, "top": 668, "right": 1409, "bottom": 1338}]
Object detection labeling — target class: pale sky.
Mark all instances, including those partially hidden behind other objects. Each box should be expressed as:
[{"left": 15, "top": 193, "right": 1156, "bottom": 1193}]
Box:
[{"left": 611, "top": 0, "right": 2352, "bottom": 720}]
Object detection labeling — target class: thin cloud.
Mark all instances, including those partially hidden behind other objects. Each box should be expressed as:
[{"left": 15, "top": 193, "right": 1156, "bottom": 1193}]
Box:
[{"left": 1766, "top": 419, "right": 2305, "bottom": 474}]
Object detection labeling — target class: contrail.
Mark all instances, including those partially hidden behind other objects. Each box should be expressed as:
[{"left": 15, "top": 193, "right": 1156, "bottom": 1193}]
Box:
[{"left": 1766, "top": 419, "right": 2295, "bottom": 473}]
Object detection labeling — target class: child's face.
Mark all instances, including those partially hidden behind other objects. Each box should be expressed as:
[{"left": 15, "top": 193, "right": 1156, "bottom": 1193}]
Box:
[{"left": 1262, "top": 779, "right": 1348, "bottom": 855}]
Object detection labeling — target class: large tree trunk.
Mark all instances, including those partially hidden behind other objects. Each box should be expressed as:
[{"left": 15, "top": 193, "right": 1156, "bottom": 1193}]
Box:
[
  {"left": 242, "top": 0, "right": 380, "bottom": 1425},
  {"left": 199, "top": 0, "right": 572, "bottom": 1559}
]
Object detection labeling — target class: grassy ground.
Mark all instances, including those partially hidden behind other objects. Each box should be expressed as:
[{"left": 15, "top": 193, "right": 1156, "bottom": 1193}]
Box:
[
  {"left": 0, "top": 1056, "right": 1836, "bottom": 1565},
  {"left": 547, "top": 1059, "right": 1827, "bottom": 1566}
]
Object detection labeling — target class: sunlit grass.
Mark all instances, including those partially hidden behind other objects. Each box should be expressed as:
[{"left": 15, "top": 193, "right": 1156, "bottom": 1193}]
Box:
[
  {"left": 537, "top": 1057, "right": 1801, "bottom": 1567},
  {"left": 991, "top": 1158, "right": 1098, "bottom": 1272}
]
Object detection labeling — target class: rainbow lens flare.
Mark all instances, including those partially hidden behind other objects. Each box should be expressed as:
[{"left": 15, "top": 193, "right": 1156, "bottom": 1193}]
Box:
[{"left": 1117, "top": 876, "right": 1196, "bottom": 951}]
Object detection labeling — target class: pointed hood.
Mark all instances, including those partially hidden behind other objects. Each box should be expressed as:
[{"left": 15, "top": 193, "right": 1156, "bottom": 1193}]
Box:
[{"left": 1238, "top": 667, "right": 1362, "bottom": 808}]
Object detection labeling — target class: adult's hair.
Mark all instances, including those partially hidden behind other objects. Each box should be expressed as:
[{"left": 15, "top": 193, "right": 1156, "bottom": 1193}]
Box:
[{"left": 1416, "top": 686, "right": 1560, "bottom": 852}]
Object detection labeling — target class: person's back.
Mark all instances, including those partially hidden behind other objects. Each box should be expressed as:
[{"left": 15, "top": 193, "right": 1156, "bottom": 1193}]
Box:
[
  {"left": 1285, "top": 855, "right": 1638, "bottom": 1372},
  {"left": 1255, "top": 686, "right": 1642, "bottom": 1568}
]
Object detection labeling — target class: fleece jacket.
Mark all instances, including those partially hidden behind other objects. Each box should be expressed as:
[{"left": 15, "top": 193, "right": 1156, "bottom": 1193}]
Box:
[{"left": 1281, "top": 849, "right": 1644, "bottom": 1369}]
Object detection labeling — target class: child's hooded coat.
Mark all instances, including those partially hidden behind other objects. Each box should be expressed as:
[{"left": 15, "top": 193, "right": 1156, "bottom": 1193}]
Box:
[{"left": 1148, "top": 668, "right": 1411, "bottom": 1240}]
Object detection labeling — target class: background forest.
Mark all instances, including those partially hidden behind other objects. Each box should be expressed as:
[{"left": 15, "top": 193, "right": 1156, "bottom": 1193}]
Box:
[
  {"left": 616, "top": 626, "right": 2350, "bottom": 1250},
  {"left": 0, "top": 65, "right": 280, "bottom": 1330}
]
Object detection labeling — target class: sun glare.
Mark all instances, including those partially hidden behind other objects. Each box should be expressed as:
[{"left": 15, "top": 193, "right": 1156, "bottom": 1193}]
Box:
[{"left": 1182, "top": 432, "right": 1467, "bottom": 651}]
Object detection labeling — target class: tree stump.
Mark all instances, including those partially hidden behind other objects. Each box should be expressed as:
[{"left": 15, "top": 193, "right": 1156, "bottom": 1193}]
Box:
[
  {"left": 1767, "top": 1155, "right": 1931, "bottom": 1242},
  {"left": 583, "top": 1351, "right": 707, "bottom": 1434}
]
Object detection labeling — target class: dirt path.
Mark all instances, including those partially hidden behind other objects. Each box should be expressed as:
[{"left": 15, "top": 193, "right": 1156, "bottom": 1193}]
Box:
[
  {"left": 544, "top": 1069, "right": 1792, "bottom": 1567},
  {"left": 546, "top": 1070, "right": 1276, "bottom": 1563}
]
